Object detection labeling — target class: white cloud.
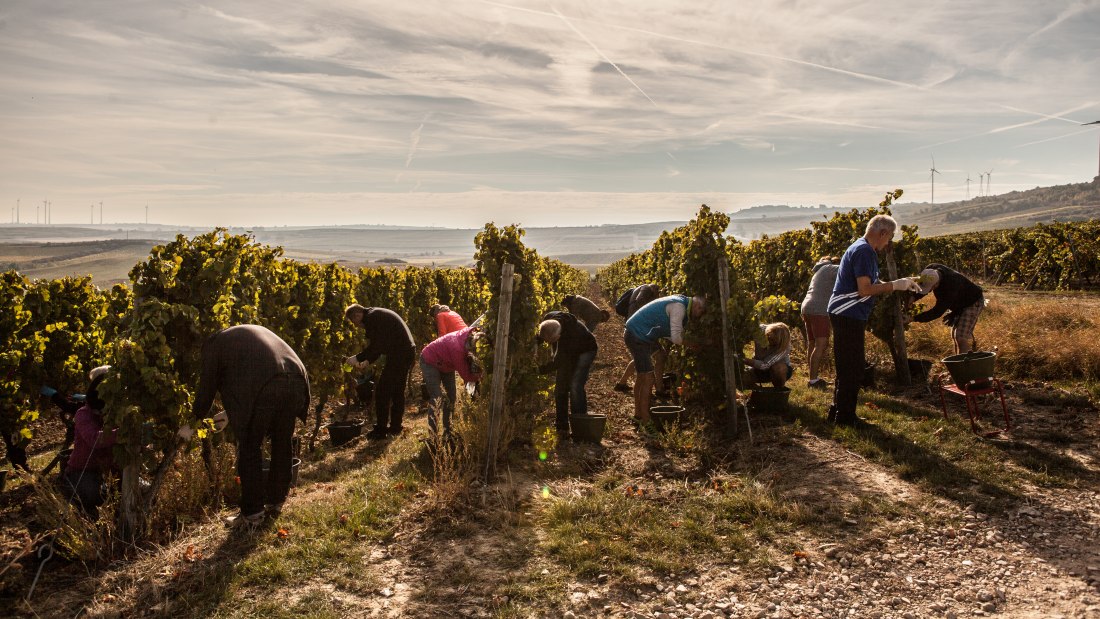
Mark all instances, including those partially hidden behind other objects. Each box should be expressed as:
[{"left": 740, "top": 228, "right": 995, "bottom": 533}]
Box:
[{"left": 1, "top": 0, "right": 1098, "bottom": 227}]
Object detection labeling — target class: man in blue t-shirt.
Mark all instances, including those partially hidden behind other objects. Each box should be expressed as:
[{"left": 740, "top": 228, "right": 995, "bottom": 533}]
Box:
[{"left": 826, "top": 215, "right": 920, "bottom": 426}]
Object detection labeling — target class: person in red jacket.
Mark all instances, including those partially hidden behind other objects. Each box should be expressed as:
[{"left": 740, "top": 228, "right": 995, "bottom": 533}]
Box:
[
  {"left": 419, "top": 326, "right": 482, "bottom": 438},
  {"left": 430, "top": 304, "right": 468, "bottom": 337}
]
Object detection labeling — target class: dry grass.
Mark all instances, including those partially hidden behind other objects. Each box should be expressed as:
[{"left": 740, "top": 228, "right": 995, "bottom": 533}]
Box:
[{"left": 907, "top": 297, "right": 1100, "bottom": 382}]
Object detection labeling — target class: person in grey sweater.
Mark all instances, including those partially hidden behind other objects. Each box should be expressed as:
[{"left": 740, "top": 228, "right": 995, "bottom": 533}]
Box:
[
  {"left": 562, "top": 294, "right": 610, "bottom": 333},
  {"left": 801, "top": 257, "right": 840, "bottom": 389},
  {"left": 186, "top": 324, "right": 310, "bottom": 528}
]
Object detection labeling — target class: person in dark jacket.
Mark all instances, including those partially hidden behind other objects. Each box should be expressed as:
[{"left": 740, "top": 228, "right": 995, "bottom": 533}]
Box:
[
  {"left": 344, "top": 304, "right": 416, "bottom": 439},
  {"left": 562, "top": 294, "right": 610, "bottom": 333},
  {"left": 907, "top": 264, "right": 985, "bottom": 354},
  {"left": 613, "top": 284, "right": 665, "bottom": 394},
  {"left": 538, "top": 311, "right": 598, "bottom": 438},
  {"left": 185, "top": 325, "right": 310, "bottom": 528}
]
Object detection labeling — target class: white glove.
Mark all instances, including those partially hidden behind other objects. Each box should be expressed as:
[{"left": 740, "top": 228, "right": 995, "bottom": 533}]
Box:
[
  {"left": 890, "top": 278, "right": 917, "bottom": 292},
  {"left": 177, "top": 425, "right": 194, "bottom": 442},
  {"left": 212, "top": 411, "right": 229, "bottom": 433},
  {"left": 345, "top": 355, "right": 364, "bottom": 369}
]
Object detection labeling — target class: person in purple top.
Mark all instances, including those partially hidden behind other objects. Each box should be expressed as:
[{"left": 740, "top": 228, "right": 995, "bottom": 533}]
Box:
[
  {"left": 60, "top": 366, "right": 115, "bottom": 519},
  {"left": 420, "top": 326, "right": 482, "bottom": 438},
  {"left": 826, "top": 215, "right": 920, "bottom": 427}
]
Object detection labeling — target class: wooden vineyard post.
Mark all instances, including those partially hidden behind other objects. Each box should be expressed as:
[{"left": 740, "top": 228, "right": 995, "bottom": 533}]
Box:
[
  {"left": 717, "top": 258, "right": 751, "bottom": 440},
  {"left": 885, "top": 244, "right": 912, "bottom": 386},
  {"left": 482, "top": 263, "right": 514, "bottom": 483}
]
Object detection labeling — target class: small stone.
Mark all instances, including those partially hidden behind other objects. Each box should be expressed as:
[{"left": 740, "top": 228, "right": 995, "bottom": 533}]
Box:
[
  {"left": 977, "top": 591, "right": 993, "bottom": 602},
  {"left": 563, "top": 612, "right": 576, "bottom": 619},
  {"left": 381, "top": 588, "right": 394, "bottom": 598},
  {"left": 981, "top": 602, "right": 996, "bottom": 612},
  {"left": 676, "top": 584, "right": 689, "bottom": 593}
]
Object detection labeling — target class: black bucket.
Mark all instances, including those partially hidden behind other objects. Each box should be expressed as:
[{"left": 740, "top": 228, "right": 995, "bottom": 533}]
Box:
[
  {"left": 907, "top": 358, "right": 934, "bottom": 381},
  {"left": 747, "top": 387, "right": 791, "bottom": 413},
  {"left": 649, "top": 405, "right": 684, "bottom": 432},
  {"left": 327, "top": 420, "right": 364, "bottom": 446},
  {"left": 570, "top": 414, "right": 607, "bottom": 444}
]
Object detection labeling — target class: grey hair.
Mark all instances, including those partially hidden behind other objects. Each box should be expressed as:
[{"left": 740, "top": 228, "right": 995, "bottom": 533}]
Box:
[
  {"left": 866, "top": 215, "right": 898, "bottom": 236},
  {"left": 538, "top": 320, "right": 562, "bottom": 341}
]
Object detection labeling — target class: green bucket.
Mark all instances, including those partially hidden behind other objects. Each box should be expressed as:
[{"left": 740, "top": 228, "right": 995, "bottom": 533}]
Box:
[
  {"left": 942, "top": 351, "right": 996, "bottom": 389},
  {"left": 747, "top": 387, "right": 791, "bottom": 413},
  {"left": 570, "top": 414, "right": 606, "bottom": 444}
]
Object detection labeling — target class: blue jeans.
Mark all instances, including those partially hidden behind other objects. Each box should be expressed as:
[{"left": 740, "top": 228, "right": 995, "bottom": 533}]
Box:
[
  {"left": 555, "top": 351, "right": 595, "bottom": 432},
  {"left": 420, "top": 358, "right": 457, "bottom": 435}
]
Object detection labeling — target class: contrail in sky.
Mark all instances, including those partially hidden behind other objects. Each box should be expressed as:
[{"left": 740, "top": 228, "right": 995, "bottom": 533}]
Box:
[
  {"left": 1013, "top": 127, "right": 1095, "bottom": 148},
  {"left": 396, "top": 120, "right": 427, "bottom": 182},
  {"left": 550, "top": 6, "right": 660, "bottom": 110},
  {"left": 917, "top": 101, "right": 1098, "bottom": 150},
  {"left": 483, "top": 0, "right": 923, "bottom": 90},
  {"left": 484, "top": 0, "right": 1089, "bottom": 131},
  {"left": 994, "top": 103, "right": 1096, "bottom": 130}
]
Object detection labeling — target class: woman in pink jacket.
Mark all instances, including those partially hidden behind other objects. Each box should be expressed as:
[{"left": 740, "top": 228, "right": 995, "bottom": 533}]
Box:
[{"left": 419, "top": 326, "right": 482, "bottom": 437}]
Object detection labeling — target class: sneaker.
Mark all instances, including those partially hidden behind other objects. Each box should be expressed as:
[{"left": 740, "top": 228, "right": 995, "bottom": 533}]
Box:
[
  {"left": 226, "top": 511, "right": 265, "bottom": 529},
  {"left": 613, "top": 383, "right": 632, "bottom": 394},
  {"left": 265, "top": 502, "right": 284, "bottom": 517},
  {"left": 808, "top": 379, "right": 830, "bottom": 390},
  {"left": 366, "top": 426, "right": 389, "bottom": 440}
]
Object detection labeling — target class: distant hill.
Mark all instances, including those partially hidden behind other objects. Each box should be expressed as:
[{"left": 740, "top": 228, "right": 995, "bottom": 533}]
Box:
[
  {"left": 1, "top": 178, "right": 1096, "bottom": 284},
  {"left": 891, "top": 177, "right": 1100, "bottom": 236},
  {"left": 721, "top": 177, "right": 1100, "bottom": 239}
]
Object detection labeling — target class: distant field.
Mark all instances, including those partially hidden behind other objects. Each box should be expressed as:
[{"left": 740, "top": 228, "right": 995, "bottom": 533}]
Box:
[{"left": 0, "top": 240, "right": 158, "bottom": 285}]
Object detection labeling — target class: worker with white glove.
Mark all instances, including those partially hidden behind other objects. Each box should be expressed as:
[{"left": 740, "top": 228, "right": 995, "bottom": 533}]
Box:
[
  {"left": 190, "top": 325, "right": 310, "bottom": 528},
  {"left": 825, "top": 214, "right": 909, "bottom": 427}
]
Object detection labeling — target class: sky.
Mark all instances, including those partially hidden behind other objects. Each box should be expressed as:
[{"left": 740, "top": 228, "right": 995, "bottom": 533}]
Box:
[{"left": 1, "top": 0, "right": 1099, "bottom": 228}]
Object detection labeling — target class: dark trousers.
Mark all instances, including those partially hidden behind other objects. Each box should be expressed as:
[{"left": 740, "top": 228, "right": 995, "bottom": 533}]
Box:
[
  {"left": 375, "top": 352, "right": 414, "bottom": 431},
  {"left": 237, "top": 375, "right": 304, "bottom": 517},
  {"left": 829, "top": 314, "right": 866, "bottom": 423},
  {"left": 554, "top": 351, "right": 596, "bottom": 432},
  {"left": 60, "top": 469, "right": 105, "bottom": 519}
]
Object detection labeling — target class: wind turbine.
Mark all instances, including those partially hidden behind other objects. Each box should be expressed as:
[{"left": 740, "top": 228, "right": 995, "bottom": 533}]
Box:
[
  {"left": 965, "top": 174, "right": 972, "bottom": 200},
  {"left": 986, "top": 169, "right": 994, "bottom": 196},
  {"left": 929, "top": 156, "right": 942, "bottom": 205},
  {"left": 1084, "top": 120, "right": 1100, "bottom": 178}
]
